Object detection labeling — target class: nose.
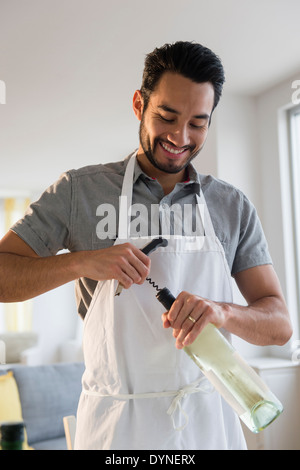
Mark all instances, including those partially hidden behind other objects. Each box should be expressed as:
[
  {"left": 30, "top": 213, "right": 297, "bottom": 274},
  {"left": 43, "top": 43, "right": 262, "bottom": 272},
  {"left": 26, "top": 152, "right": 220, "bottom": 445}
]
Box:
[{"left": 167, "top": 124, "right": 190, "bottom": 148}]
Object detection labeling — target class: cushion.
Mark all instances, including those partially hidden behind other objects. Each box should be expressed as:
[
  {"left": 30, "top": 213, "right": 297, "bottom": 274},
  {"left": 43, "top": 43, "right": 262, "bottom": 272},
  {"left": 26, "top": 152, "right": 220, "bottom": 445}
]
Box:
[
  {"left": 0, "top": 371, "right": 31, "bottom": 450},
  {"left": 0, "top": 371, "right": 23, "bottom": 420},
  {"left": 31, "top": 436, "right": 67, "bottom": 450},
  {"left": 11, "top": 362, "right": 84, "bottom": 445}
]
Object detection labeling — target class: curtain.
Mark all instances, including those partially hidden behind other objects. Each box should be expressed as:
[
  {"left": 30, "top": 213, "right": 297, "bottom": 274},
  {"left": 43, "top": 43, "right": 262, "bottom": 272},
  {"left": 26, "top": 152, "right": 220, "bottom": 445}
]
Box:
[{"left": 2, "top": 197, "right": 33, "bottom": 332}]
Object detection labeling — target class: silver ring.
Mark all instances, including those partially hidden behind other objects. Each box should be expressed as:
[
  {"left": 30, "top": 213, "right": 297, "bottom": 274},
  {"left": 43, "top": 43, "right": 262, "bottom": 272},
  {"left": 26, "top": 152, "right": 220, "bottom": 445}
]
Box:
[{"left": 188, "top": 315, "right": 196, "bottom": 324}]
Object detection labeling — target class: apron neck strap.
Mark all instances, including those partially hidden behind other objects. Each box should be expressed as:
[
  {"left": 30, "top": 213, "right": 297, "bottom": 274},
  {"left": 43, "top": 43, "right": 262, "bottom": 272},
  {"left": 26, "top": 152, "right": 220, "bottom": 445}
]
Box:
[
  {"left": 118, "top": 152, "right": 217, "bottom": 239},
  {"left": 195, "top": 193, "right": 216, "bottom": 238},
  {"left": 118, "top": 152, "right": 136, "bottom": 240}
]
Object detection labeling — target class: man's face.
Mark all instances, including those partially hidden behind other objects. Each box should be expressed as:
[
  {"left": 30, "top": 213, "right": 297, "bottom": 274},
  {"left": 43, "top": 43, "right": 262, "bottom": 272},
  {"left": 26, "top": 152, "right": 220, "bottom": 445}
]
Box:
[{"left": 136, "top": 72, "right": 215, "bottom": 175}]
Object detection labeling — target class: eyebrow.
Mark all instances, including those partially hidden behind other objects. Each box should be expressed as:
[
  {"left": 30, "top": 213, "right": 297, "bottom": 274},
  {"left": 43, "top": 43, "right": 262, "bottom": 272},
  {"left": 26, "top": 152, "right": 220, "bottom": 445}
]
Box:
[{"left": 157, "top": 104, "right": 210, "bottom": 120}]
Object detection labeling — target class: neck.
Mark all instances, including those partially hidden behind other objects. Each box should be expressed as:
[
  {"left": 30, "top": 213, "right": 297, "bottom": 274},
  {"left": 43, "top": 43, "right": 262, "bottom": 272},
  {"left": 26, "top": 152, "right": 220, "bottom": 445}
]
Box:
[{"left": 136, "top": 152, "right": 187, "bottom": 195}]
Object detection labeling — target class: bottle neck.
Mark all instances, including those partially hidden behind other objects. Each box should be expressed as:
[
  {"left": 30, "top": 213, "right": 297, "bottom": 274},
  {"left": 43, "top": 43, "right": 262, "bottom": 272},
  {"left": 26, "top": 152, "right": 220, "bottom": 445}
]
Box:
[{"left": 156, "top": 287, "right": 176, "bottom": 310}]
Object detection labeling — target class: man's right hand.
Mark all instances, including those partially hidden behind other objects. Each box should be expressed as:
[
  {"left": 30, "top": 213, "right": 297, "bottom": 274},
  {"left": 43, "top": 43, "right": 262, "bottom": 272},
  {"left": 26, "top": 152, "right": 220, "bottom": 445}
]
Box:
[
  {"left": 0, "top": 231, "right": 151, "bottom": 302},
  {"left": 78, "top": 243, "right": 151, "bottom": 289}
]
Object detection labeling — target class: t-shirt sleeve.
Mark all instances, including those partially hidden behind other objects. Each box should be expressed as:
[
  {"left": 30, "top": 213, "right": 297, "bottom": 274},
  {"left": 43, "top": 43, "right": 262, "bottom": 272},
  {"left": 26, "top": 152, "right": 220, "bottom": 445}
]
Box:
[
  {"left": 11, "top": 172, "right": 73, "bottom": 257},
  {"left": 231, "top": 193, "right": 273, "bottom": 276}
]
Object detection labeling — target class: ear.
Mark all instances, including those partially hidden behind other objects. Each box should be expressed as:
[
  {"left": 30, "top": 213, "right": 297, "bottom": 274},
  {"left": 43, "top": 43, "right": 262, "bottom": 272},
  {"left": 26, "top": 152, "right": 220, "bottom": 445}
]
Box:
[{"left": 132, "top": 90, "right": 144, "bottom": 121}]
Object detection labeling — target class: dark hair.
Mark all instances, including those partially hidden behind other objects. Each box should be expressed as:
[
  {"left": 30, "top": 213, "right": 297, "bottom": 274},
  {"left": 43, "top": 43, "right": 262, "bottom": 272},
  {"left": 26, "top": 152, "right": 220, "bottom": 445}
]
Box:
[{"left": 140, "top": 41, "right": 225, "bottom": 111}]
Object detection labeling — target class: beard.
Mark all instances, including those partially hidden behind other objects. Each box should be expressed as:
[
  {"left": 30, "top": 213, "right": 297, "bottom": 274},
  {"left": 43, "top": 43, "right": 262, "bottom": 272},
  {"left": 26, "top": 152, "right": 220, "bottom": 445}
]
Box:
[{"left": 139, "top": 115, "right": 202, "bottom": 174}]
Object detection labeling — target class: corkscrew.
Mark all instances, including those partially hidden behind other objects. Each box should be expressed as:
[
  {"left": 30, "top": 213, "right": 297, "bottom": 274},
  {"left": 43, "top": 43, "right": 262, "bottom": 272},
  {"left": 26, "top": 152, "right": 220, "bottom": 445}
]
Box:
[
  {"left": 146, "top": 277, "right": 160, "bottom": 292},
  {"left": 115, "top": 237, "right": 169, "bottom": 296},
  {"left": 146, "top": 273, "right": 176, "bottom": 310}
]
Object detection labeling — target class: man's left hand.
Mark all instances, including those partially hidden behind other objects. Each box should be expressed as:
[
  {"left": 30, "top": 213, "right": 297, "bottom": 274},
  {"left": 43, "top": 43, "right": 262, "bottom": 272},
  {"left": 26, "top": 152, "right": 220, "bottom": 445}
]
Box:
[{"left": 161, "top": 291, "right": 231, "bottom": 349}]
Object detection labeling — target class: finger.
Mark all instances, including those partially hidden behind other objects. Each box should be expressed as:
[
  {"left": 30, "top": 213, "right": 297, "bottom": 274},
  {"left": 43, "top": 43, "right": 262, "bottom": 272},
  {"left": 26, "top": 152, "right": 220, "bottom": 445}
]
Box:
[
  {"left": 134, "top": 245, "right": 152, "bottom": 268},
  {"left": 161, "top": 312, "right": 171, "bottom": 328},
  {"left": 174, "top": 308, "right": 202, "bottom": 348},
  {"left": 127, "top": 245, "right": 151, "bottom": 283},
  {"left": 181, "top": 316, "right": 209, "bottom": 347},
  {"left": 176, "top": 302, "right": 220, "bottom": 348},
  {"left": 120, "top": 244, "right": 151, "bottom": 285},
  {"left": 169, "top": 292, "right": 201, "bottom": 330},
  {"left": 167, "top": 292, "right": 186, "bottom": 325},
  {"left": 114, "top": 264, "right": 137, "bottom": 289},
  {"left": 123, "top": 261, "right": 143, "bottom": 284},
  {"left": 172, "top": 328, "right": 180, "bottom": 338}
]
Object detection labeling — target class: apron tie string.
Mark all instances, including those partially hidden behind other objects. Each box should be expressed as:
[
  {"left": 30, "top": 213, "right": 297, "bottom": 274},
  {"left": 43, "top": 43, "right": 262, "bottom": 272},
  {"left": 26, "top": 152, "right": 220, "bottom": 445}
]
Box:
[
  {"left": 166, "top": 377, "right": 214, "bottom": 431},
  {"left": 83, "top": 376, "right": 214, "bottom": 432}
]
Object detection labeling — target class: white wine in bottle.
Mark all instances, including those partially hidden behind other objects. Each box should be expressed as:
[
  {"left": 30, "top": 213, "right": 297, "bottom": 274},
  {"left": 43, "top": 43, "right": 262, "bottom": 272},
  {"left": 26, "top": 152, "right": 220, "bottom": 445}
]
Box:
[{"left": 156, "top": 287, "right": 283, "bottom": 433}]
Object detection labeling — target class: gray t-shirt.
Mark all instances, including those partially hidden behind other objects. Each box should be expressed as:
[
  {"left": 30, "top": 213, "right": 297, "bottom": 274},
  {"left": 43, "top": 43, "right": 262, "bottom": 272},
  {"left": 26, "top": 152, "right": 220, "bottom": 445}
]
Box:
[{"left": 11, "top": 153, "right": 272, "bottom": 318}]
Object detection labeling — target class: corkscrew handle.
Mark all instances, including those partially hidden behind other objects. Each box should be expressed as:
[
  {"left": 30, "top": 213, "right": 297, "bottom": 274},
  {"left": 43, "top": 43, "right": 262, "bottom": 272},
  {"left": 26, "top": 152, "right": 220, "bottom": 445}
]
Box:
[{"left": 141, "top": 237, "right": 168, "bottom": 256}]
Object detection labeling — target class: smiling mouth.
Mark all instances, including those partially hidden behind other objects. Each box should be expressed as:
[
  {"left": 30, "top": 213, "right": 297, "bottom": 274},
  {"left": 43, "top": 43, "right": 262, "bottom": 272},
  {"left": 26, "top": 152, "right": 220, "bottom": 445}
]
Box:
[{"left": 160, "top": 141, "right": 189, "bottom": 156}]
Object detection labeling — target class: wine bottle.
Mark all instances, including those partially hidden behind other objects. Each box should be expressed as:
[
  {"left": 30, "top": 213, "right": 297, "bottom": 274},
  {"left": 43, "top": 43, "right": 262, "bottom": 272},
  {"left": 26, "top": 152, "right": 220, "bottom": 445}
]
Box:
[
  {"left": 156, "top": 287, "right": 283, "bottom": 433},
  {"left": 0, "top": 422, "right": 25, "bottom": 450}
]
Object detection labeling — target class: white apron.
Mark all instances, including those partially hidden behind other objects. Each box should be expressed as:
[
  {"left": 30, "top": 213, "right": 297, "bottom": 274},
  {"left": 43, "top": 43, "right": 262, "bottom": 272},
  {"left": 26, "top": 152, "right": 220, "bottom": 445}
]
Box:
[{"left": 74, "top": 153, "right": 247, "bottom": 450}]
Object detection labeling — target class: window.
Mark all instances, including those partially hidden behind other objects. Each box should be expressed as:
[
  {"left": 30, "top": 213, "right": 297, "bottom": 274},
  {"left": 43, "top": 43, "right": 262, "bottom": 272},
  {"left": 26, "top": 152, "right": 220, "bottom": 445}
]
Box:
[
  {"left": 288, "top": 105, "right": 300, "bottom": 332},
  {"left": 0, "top": 195, "right": 33, "bottom": 332}
]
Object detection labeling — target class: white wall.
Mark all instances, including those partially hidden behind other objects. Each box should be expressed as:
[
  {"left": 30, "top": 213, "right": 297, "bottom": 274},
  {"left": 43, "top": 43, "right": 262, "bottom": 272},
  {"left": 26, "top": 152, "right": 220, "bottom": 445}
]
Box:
[
  {"left": 216, "top": 94, "right": 265, "bottom": 358},
  {"left": 256, "top": 72, "right": 300, "bottom": 355},
  {"left": 216, "top": 94, "right": 262, "bottom": 210},
  {"left": 200, "top": 93, "right": 267, "bottom": 358},
  {"left": 194, "top": 77, "right": 300, "bottom": 359}
]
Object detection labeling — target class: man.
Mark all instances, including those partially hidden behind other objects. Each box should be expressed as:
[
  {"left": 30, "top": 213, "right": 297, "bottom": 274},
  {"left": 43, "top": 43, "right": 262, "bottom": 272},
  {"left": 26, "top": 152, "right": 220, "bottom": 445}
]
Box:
[{"left": 0, "top": 42, "right": 292, "bottom": 449}]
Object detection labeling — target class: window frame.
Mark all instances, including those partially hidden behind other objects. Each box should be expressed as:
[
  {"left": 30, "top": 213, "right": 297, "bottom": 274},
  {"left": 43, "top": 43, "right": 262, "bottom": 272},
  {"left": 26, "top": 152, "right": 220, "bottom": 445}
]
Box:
[{"left": 287, "top": 104, "right": 300, "bottom": 336}]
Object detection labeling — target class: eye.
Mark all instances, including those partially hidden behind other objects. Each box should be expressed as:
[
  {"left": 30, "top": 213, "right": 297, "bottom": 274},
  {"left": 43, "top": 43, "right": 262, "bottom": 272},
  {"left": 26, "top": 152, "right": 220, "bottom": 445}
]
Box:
[
  {"left": 190, "top": 122, "right": 207, "bottom": 130},
  {"left": 159, "top": 115, "right": 174, "bottom": 123}
]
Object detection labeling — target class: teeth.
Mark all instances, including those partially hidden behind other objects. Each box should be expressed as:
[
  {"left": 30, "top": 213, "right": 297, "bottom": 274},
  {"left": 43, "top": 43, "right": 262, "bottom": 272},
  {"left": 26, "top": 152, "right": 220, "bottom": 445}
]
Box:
[{"left": 161, "top": 142, "right": 185, "bottom": 155}]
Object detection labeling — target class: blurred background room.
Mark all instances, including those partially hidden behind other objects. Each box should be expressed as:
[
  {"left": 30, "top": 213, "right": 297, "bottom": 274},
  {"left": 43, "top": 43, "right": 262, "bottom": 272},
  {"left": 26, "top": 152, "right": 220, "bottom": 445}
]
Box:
[{"left": 0, "top": 0, "right": 300, "bottom": 450}]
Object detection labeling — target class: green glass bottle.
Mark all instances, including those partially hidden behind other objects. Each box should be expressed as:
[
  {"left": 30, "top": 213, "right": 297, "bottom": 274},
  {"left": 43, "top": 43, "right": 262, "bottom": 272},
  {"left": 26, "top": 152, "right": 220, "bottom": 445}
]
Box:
[
  {"left": 0, "top": 422, "right": 25, "bottom": 450},
  {"left": 156, "top": 287, "right": 283, "bottom": 433}
]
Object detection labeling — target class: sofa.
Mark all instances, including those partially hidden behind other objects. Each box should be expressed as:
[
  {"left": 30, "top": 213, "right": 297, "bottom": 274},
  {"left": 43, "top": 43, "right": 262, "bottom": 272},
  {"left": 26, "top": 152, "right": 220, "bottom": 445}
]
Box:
[{"left": 0, "top": 362, "right": 85, "bottom": 450}]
